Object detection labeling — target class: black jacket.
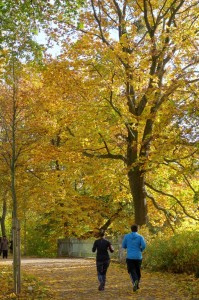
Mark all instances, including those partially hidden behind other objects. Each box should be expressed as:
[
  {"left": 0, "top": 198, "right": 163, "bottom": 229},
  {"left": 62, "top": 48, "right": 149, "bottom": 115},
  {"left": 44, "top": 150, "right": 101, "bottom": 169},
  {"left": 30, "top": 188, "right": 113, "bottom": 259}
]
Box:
[{"left": 92, "top": 238, "right": 114, "bottom": 261}]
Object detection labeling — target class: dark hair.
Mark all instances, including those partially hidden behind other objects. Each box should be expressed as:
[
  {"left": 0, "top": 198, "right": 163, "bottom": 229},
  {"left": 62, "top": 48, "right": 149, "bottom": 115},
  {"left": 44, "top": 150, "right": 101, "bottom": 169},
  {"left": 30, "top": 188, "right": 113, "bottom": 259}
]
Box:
[
  {"left": 131, "top": 224, "right": 138, "bottom": 232},
  {"left": 99, "top": 230, "right": 105, "bottom": 238}
]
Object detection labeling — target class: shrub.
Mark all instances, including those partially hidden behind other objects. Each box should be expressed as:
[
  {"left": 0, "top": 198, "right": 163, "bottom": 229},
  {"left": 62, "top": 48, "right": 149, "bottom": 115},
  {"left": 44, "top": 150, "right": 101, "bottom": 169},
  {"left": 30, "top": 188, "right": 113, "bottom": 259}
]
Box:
[
  {"left": 23, "top": 225, "right": 57, "bottom": 257},
  {"left": 143, "top": 231, "right": 199, "bottom": 275}
]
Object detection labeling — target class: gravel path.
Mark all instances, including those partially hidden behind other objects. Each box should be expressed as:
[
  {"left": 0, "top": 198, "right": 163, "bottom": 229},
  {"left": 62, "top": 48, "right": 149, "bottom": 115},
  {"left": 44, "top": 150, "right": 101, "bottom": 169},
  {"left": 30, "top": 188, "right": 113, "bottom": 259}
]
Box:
[{"left": 1, "top": 258, "right": 198, "bottom": 299}]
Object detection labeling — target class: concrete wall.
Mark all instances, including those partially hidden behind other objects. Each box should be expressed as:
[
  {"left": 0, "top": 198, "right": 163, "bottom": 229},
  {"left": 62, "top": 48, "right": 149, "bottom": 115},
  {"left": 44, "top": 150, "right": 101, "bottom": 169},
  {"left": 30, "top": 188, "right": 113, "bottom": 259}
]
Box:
[{"left": 57, "top": 237, "right": 125, "bottom": 261}]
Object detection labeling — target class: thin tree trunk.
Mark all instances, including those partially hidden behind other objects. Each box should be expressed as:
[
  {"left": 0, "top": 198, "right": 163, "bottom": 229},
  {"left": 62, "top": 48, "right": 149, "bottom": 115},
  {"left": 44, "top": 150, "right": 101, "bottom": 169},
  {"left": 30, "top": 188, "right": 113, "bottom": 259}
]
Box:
[
  {"left": 11, "top": 54, "right": 21, "bottom": 294},
  {"left": 0, "top": 193, "right": 7, "bottom": 236}
]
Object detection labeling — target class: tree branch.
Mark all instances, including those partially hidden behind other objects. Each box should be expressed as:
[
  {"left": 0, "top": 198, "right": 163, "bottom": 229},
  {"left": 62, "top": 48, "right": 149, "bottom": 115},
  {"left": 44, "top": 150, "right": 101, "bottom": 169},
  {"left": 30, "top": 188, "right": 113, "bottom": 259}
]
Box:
[
  {"left": 83, "top": 132, "right": 126, "bottom": 163},
  {"left": 100, "top": 202, "right": 127, "bottom": 232},
  {"left": 90, "top": 0, "right": 111, "bottom": 46},
  {"left": 146, "top": 182, "right": 199, "bottom": 221},
  {"left": 145, "top": 190, "right": 175, "bottom": 232}
]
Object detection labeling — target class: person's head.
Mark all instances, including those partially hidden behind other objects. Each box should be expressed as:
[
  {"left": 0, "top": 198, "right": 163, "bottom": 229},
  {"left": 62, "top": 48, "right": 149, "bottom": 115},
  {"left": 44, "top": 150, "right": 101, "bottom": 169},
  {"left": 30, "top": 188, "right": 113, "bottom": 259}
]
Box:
[
  {"left": 131, "top": 224, "right": 138, "bottom": 232},
  {"left": 98, "top": 230, "right": 105, "bottom": 238}
]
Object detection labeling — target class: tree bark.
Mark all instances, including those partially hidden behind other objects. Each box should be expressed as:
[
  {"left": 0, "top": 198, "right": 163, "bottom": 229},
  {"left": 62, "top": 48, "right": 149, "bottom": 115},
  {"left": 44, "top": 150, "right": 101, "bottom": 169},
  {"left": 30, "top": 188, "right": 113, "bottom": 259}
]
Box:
[
  {"left": 126, "top": 123, "right": 149, "bottom": 225},
  {"left": 0, "top": 199, "right": 7, "bottom": 236},
  {"left": 128, "top": 167, "right": 147, "bottom": 225}
]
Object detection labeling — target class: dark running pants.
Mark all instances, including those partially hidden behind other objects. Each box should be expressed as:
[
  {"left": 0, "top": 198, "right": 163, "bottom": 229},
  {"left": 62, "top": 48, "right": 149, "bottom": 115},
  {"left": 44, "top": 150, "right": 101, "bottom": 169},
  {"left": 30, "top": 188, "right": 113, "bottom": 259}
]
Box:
[
  {"left": 96, "top": 259, "right": 110, "bottom": 286},
  {"left": 2, "top": 250, "right": 8, "bottom": 259},
  {"left": 126, "top": 258, "right": 142, "bottom": 284}
]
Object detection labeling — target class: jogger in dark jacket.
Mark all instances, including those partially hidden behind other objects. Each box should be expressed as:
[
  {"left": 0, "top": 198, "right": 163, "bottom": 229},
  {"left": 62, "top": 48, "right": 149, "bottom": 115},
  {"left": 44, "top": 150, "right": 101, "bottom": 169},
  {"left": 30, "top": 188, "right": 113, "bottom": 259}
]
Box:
[{"left": 92, "top": 230, "right": 114, "bottom": 291}]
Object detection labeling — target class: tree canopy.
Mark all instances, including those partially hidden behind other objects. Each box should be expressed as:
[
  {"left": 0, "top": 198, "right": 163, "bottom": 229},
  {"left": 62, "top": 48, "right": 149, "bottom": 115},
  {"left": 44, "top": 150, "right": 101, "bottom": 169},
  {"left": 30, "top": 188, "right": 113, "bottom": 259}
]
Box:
[
  {"left": 56, "top": 0, "right": 199, "bottom": 226},
  {"left": 0, "top": 0, "right": 198, "bottom": 248}
]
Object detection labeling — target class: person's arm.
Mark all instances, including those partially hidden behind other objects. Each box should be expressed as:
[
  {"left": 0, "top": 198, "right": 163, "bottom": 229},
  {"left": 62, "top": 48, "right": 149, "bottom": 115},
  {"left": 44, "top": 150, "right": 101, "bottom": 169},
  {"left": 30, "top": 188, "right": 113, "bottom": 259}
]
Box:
[
  {"left": 109, "top": 243, "right": 114, "bottom": 253},
  {"left": 92, "top": 240, "right": 97, "bottom": 252},
  {"left": 140, "top": 236, "right": 146, "bottom": 252}
]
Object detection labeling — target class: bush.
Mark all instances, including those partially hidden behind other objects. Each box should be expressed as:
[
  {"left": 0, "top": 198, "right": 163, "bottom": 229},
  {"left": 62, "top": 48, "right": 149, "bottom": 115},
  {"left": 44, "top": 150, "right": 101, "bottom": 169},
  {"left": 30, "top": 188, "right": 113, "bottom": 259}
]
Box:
[
  {"left": 23, "top": 225, "right": 57, "bottom": 257},
  {"left": 143, "top": 231, "right": 199, "bottom": 275}
]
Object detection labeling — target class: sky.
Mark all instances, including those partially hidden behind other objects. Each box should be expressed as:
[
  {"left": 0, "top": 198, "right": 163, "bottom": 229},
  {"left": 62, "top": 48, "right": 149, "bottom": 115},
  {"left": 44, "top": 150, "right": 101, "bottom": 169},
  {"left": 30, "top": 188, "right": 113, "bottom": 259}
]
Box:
[{"left": 35, "top": 30, "right": 62, "bottom": 57}]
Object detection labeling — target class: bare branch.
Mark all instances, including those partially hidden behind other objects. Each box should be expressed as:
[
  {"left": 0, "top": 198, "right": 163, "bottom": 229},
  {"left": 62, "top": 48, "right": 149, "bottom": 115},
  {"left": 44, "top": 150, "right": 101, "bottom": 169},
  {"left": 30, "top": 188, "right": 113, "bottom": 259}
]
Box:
[
  {"left": 90, "top": 0, "right": 110, "bottom": 46},
  {"left": 83, "top": 132, "right": 126, "bottom": 163},
  {"left": 100, "top": 202, "right": 128, "bottom": 231},
  {"left": 146, "top": 190, "right": 175, "bottom": 232},
  {"left": 146, "top": 182, "right": 199, "bottom": 221},
  {"left": 26, "top": 169, "right": 42, "bottom": 180},
  {"left": 183, "top": 174, "right": 197, "bottom": 194},
  {"left": 164, "top": 150, "right": 198, "bottom": 163}
]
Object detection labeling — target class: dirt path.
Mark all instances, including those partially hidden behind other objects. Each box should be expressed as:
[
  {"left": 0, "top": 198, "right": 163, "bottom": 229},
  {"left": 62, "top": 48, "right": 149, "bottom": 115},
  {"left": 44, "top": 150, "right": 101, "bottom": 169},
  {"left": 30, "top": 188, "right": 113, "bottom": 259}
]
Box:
[{"left": 1, "top": 258, "right": 198, "bottom": 299}]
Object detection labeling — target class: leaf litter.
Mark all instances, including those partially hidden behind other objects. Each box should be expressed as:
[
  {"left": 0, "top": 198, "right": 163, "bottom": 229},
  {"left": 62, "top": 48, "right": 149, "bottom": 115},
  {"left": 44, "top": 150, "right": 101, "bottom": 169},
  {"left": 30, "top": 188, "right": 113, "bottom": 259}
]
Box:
[{"left": 0, "top": 258, "right": 198, "bottom": 299}]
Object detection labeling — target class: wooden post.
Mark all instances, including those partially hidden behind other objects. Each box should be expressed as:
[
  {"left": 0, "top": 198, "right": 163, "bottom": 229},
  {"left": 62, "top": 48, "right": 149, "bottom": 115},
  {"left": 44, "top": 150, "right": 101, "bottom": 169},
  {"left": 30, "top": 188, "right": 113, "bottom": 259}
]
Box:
[{"left": 12, "top": 218, "right": 21, "bottom": 294}]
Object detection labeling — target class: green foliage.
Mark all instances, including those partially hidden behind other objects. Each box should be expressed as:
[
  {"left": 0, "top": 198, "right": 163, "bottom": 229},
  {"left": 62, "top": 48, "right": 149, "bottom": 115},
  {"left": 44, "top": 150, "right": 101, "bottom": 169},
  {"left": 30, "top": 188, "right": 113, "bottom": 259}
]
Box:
[
  {"left": 24, "top": 223, "right": 57, "bottom": 258},
  {"left": 0, "top": 0, "right": 84, "bottom": 63},
  {"left": 144, "top": 231, "right": 199, "bottom": 276}
]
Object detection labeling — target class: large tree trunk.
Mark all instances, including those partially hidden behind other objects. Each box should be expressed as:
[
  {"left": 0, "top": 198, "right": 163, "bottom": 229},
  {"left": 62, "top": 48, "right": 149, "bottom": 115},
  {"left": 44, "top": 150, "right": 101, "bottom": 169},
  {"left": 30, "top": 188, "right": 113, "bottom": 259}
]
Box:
[
  {"left": 126, "top": 126, "right": 148, "bottom": 225},
  {"left": 128, "top": 167, "right": 147, "bottom": 225}
]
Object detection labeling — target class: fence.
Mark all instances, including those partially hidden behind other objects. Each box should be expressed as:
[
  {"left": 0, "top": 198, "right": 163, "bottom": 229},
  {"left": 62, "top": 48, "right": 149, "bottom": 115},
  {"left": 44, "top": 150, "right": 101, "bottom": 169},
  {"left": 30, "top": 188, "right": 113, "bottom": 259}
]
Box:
[{"left": 57, "top": 237, "right": 125, "bottom": 261}]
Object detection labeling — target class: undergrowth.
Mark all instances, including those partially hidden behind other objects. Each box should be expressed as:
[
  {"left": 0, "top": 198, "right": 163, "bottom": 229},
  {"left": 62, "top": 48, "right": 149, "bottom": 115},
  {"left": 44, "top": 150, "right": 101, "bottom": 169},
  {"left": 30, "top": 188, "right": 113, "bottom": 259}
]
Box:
[
  {"left": 0, "top": 266, "right": 54, "bottom": 300},
  {"left": 143, "top": 230, "right": 199, "bottom": 276}
]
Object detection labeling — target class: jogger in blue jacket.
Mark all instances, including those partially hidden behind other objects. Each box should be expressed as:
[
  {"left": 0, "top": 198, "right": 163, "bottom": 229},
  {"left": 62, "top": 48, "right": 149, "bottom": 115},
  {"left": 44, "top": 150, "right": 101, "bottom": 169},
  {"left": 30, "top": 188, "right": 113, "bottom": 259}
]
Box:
[{"left": 122, "top": 224, "right": 146, "bottom": 291}]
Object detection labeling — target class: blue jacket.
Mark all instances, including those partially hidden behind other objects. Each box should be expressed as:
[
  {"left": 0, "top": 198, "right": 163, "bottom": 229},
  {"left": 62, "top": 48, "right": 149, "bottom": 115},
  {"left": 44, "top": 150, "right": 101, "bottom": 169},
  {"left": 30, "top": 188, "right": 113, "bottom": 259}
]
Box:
[{"left": 122, "top": 232, "right": 146, "bottom": 260}]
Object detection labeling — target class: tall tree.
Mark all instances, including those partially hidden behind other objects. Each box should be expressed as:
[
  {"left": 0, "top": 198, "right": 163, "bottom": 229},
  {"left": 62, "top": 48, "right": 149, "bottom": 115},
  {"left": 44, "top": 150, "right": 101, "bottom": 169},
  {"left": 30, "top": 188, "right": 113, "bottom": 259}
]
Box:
[
  {"left": 0, "top": 0, "right": 85, "bottom": 294},
  {"left": 60, "top": 0, "right": 199, "bottom": 225},
  {"left": 0, "top": 59, "right": 42, "bottom": 293}
]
